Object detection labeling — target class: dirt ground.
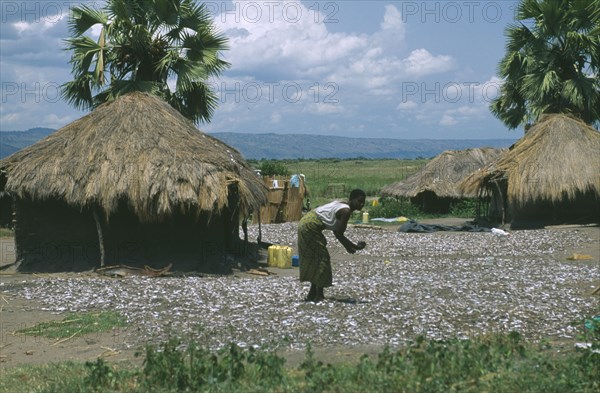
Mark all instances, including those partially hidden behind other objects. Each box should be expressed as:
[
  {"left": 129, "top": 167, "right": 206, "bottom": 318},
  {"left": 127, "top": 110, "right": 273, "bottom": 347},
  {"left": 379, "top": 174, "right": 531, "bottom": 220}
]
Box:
[{"left": 1, "top": 220, "right": 598, "bottom": 371}]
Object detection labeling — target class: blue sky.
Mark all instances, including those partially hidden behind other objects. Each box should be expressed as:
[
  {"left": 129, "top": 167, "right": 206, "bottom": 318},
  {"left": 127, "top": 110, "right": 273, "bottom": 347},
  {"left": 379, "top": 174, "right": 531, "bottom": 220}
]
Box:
[{"left": 0, "top": 0, "right": 523, "bottom": 139}]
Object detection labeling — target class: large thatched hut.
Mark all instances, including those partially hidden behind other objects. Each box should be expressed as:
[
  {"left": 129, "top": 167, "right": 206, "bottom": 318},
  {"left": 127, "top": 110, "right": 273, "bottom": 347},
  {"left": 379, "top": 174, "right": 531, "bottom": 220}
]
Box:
[
  {"left": 460, "top": 114, "right": 600, "bottom": 227},
  {"left": 381, "top": 148, "right": 505, "bottom": 213},
  {"left": 0, "top": 92, "right": 267, "bottom": 272}
]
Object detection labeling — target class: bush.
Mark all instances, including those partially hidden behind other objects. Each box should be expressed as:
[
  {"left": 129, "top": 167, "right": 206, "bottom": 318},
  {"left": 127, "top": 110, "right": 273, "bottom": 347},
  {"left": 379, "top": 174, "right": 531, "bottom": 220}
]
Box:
[
  {"left": 368, "top": 197, "right": 424, "bottom": 218},
  {"left": 449, "top": 199, "right": 477, "bottom": 217},
  {"left": 139, "top": 339, "right": 287, "bottom": 391},
  {"left": 257, "top": 160, "right": 290, "bottom": 177},
  {"left": 5, "top": 332, "right": 598, "bottom": 392}
]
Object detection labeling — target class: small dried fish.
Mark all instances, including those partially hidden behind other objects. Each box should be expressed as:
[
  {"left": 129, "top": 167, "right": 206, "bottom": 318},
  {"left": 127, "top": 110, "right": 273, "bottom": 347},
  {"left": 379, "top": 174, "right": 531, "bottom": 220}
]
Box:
[
  {"left": 1, "top": 224, "right": 597, "bottom": 352},
  {"left": 96, "top": 263, "right": 173, "bottom": 277}
]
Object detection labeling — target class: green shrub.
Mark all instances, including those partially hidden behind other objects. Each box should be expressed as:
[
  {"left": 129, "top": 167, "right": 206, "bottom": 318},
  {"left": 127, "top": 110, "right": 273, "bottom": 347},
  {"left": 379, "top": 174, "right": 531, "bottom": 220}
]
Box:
[
  {"left": 257, "top": 160, "right": 290, "bottom": 176},
  {"left": 450, "top": 199, "right": 478, "bottom": 217},
  {"left": 139, "top": 338, "right": 288, "bottom": 391},
  {"left": 367, "top": 197, "right": 423, "bottom": 218},
  {"left": 84, "top": 358, "right": 120, "bottom": 392},
  {"left": 2, "top": 331, "right": 597, "bottom": 392}
]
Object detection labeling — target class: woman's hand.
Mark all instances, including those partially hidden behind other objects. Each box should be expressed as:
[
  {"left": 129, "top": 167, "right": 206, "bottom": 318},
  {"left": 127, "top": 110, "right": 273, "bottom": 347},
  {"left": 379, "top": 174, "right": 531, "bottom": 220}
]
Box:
[{"left": 345, "top": 241, "right": 366, "bottom": 254}]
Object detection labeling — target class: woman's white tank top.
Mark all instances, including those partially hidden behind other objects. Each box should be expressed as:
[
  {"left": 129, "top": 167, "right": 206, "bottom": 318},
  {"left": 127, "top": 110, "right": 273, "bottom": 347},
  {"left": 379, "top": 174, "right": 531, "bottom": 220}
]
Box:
[{"left": 314, "top": 201, "right": 350, "bottom": 230}]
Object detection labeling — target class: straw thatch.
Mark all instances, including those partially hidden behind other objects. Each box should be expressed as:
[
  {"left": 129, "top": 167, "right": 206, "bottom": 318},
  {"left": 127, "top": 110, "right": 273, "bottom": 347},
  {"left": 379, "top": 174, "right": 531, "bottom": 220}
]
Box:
[
  {"left": 0, "top": 92, "right": 267, "bottom": 271},
  {"left": 460, "top": 114, "right": 600, "bottom": 205},
  {"left": 460, "top": 114, "right": 600, "bottom": 226},
  {"left": 0, "top": 92, "right": 266, "bottom": 221},
  {"left": 382, "top": 147, "right": 506, "bottom": 199}
]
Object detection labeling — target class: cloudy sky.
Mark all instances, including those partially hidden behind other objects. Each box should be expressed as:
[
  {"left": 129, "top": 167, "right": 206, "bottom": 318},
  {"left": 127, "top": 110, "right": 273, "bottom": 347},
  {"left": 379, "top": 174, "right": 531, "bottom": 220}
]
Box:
[{"left": 1, "top": 0, "right": 523, "bottom": 139}]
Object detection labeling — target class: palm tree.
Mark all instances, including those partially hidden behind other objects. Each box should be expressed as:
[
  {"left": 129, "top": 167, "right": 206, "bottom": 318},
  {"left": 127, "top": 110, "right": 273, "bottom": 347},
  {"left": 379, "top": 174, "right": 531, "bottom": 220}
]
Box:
[
  {"left": 491, "top": 0, "right": 600, "bottom": 129},
  {"left": 62, "top": 0, "right": 229, "bottom": 124}
]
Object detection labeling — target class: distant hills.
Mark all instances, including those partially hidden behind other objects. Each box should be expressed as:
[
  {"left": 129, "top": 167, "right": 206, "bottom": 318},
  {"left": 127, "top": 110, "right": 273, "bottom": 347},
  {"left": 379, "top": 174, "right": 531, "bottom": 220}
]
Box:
[
  {"left": 0, "top": 128, "right": 56, "bottom": 159},
  {"left": 211, "top": 132, "right": 516, "bottom": 159},
  {"left": 0, "top": 128, "right": 517, "bottom": 160}
]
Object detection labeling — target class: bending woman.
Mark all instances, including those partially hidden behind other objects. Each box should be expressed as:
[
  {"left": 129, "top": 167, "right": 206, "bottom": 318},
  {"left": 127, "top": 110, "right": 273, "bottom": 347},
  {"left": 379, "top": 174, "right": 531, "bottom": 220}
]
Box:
[{"left": 297, "top": 189, "right": 367, "bottom": 302}]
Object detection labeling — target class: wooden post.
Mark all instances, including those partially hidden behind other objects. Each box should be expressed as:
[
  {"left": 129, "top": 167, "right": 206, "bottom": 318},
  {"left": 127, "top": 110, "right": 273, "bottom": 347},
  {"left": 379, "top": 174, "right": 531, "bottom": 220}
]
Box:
[
  {"left": 494, "top": 181, "right": 505, "bottom": 225},
  {"left": 92, "top": 208, "right": 105, "bottom": 267},
  {"left": 257, "top": 210, "right": 262, "bottom": 244}
]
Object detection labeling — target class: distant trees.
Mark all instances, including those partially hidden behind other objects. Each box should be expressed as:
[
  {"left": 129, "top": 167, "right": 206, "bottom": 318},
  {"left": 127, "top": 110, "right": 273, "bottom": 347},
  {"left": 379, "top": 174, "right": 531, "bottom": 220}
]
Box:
[
  {"left": 257, "top": 160, "right": 290, "bottom": 177},
  {"left": 62, "top": 0, "right": 229, "bottom": 124},
  {"left": 491, "top": 0, "right": 600, "bottom": 129}
]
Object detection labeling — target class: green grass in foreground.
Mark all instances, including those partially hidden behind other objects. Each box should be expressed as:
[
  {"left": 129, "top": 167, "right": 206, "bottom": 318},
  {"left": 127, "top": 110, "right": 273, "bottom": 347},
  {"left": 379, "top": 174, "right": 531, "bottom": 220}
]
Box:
[
  {"left": 1, "top": 332, "right": 598, "bottom": 393},
  {"left": 17, "top": 311, "right": 127, "bottom": 340}
]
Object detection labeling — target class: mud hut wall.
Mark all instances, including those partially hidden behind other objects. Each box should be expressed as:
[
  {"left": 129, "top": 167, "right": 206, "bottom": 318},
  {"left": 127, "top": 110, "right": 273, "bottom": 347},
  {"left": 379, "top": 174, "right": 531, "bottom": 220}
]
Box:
[
  {"left": 102, "top": 202, "right": 231, "bottom": 270},
  {"left": 14, "top": 198, "right": 99, "bottom": 272},
  {"left": 509, "top": 190, "right": 600, "bottom": 228},
  {"left": 14, "top": 197, "right": 241, "bottom": 272},
  {"left": 482, "top": 179, "right": 599, "bottom": 228},
  {"left": 0, "top": 195, "right": 14, "bottom": 228},
  {"left": 411, "top": 191, "right": 454, "bottom": 214},
  {"left": 224, "top": 183, "right": 243, "bottom": 250},
  {"left": 485, "top": 179, "right": 509, "bottom": 223}
]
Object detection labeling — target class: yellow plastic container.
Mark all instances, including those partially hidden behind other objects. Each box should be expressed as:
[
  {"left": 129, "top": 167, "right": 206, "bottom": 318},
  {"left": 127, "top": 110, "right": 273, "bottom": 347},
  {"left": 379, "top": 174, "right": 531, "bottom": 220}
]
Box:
[
  {"left": 280, "top": 246, "right": 292, "bottom": 268},
  {"left": 268, "top": 246, "right": 276, "bottom": 267},
  {"left": 362, "top": 212, "right": 369, "bottom": 223},
  {"left": 267, "top": 245, "right": 292, "bottom": 268}
]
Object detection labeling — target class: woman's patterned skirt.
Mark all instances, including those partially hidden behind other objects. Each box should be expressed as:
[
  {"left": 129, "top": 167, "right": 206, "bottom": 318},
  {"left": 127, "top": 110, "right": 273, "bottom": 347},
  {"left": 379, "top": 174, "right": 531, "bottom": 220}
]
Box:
[{"left": 297, "top": 211, "right": 332, "bottom": 287}]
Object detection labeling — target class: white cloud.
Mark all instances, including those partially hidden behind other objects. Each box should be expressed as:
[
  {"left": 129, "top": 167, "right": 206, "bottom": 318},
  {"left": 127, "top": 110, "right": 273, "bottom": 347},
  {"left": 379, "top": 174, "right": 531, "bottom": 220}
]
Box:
[
  {"left": 304, "top": 102, "right": 344, "bottom": 115},
  {"left": 214, "top": 1, "right": 368, "bottom": 78},
  {"left": 403, "top": 49, "right": 455, "bottom": 77},
  {"left": 438, "top": 104, "right": 487, "bottom": 127},
  {"left": 43, "top": 113, "right": 75, "bottom": 129},
  {"left": 456, "top": 106, "right": 481, "bottom": 116},
  {"left": 440, "top": 114, "right": 458, "bottom": 126},
  {"left": 13, "top": 17, "right": 65, "bottom": 36},
  {"left": 0, "top": 1, "right": 512, "bottom": 139},
  {"left": 380, "top": 4, "right": 404, "bottom": 31},
  {"left": 90, "top": 24, "right": 103, "bottom": 39},
  {"left": 216, "top": 2, "right": 454, "bottom": 89},
  {"left": 397, "top": 101, "right": 418, "bottom": 110},
  {"left": 270, "top": 112, "right": 282, "bottom": 123},
  {"left": 0, "top": 113, "right": 20, "bottom": 124}
]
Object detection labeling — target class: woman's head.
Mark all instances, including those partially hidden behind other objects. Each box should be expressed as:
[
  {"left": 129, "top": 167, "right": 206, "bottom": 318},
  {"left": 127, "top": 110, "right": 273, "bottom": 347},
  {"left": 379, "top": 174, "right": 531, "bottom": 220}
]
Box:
[{"left": 348, "top": 189, "right": 366, "bottom": 211}]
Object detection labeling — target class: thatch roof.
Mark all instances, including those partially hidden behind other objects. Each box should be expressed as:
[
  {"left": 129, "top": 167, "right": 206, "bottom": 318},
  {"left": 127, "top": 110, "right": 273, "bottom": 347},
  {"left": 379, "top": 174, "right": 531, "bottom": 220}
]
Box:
[
  {"left": 460, "top": 114, "right": 600, "bottom": 205},
  {"left": 381, "top": 147, "right": 506, "bottom": 198},
  {"left": 0, "top": 92, "right": 267, "bottom": 221}
]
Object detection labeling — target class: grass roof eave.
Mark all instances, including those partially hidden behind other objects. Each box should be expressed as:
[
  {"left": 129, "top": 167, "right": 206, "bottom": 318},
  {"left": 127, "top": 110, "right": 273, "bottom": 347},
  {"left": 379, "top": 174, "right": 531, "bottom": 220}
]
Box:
[{"left": 0, "top": 92, "right": 268, "bottom": 222}]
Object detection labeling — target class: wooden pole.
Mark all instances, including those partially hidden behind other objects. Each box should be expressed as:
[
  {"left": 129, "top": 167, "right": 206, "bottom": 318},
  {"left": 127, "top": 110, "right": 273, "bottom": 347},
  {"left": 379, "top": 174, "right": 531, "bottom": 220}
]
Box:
[
  {"left": 257, "top": 210, "right": 262, "bottom": 244},
  {"left": 494, "top": 181, "right": 505, "bottom": 225},
  {"left": 93, "top": 208, "right": 105, "bottom": 267}
]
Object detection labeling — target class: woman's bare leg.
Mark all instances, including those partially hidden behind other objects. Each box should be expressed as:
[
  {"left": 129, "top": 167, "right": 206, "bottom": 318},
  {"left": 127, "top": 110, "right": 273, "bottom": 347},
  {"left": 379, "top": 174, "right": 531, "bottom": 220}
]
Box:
[
  {"left": 305, "top": 284, "right": 317, "bottom": 301},
  {"left": 315, "top": 287, "right": 324, "bottom": 302}
]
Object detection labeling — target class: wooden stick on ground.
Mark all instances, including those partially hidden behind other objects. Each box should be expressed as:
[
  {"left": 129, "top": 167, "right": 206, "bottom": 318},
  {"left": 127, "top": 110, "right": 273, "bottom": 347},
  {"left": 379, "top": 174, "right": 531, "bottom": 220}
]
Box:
[{"left": 51, "top": 329, "right": 83, "bottom": 346}]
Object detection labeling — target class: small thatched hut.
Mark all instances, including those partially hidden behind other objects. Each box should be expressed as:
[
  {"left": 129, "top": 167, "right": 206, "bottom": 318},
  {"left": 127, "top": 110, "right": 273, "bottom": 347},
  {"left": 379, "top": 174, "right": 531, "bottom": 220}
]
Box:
[
  {"left": 381, "top": 147, "right": 505, "bottom": 213},
  {"left": 0, "top": 92, "right": 267, "bottom": 272},
  {"left": 460, "top": 114, "right": 600, "bottom": 227}
]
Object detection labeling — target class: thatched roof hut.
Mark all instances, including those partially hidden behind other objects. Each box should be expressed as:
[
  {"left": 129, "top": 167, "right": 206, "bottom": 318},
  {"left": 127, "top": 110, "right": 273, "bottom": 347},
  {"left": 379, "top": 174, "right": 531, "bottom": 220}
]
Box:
[
  {"left": 460, "top": 114, "right": 600, "bottom": 226},
  {"left": 381, "top": 147, "right": 505, "bottom": 213},
  {"left": 0, "top": 92, "right": 267, "bottom": 271}
]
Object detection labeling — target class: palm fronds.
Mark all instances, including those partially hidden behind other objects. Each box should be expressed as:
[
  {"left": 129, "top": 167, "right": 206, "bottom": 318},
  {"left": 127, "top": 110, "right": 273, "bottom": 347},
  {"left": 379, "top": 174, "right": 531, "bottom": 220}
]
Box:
[
  {"left": 491, "top": 0, "right": 600, "bottom": 129},
  {"left": 61, "top": 0, "right": 229, "bottom": 124}
]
